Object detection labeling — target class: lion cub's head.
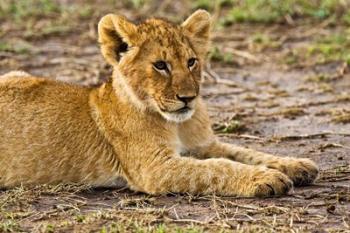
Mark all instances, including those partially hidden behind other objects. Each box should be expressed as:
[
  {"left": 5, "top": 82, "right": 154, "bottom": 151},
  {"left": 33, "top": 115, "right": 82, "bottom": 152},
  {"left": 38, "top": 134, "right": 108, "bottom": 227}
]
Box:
[{"left": 98, "top": 10, "right": 211, "bottom": 122}]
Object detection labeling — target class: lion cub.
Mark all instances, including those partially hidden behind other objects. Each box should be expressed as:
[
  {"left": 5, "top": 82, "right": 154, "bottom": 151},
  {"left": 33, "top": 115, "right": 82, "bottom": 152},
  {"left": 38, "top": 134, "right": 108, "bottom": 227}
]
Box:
[{"left": 0, "top": 10, "right": 318, "bottom": 197}]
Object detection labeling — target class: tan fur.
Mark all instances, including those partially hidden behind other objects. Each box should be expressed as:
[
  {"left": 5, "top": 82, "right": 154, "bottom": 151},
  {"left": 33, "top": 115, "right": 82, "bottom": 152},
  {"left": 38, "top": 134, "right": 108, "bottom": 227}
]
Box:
[{"left": 0, "top": 10, "right": 318, "bottom": 197}]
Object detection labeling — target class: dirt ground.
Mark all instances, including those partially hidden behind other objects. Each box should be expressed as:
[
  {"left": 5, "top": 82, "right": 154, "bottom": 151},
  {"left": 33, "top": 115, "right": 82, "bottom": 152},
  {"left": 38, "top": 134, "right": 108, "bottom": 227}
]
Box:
[{"left": 0, "top": 1, "right": 349, "bottom": 232}]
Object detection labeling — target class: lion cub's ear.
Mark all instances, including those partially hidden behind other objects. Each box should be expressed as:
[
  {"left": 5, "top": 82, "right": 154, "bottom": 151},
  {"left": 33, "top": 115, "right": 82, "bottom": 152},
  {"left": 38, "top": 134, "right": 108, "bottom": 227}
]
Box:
[
  {"left": 98, "top": 14, "right": 139, "bottom": 66},
  {"left": 182, "top": 10, "right": 211, "bottom": 59}
]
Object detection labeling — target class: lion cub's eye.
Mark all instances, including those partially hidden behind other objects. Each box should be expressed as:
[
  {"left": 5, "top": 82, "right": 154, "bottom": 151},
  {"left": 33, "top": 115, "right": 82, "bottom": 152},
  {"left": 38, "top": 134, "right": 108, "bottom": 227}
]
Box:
[
  {"left": 188, "top": 58, "right": 197, "bottom": 69},
  {"left": 153, "top": 61, "right": 168, "bottom": 71}
]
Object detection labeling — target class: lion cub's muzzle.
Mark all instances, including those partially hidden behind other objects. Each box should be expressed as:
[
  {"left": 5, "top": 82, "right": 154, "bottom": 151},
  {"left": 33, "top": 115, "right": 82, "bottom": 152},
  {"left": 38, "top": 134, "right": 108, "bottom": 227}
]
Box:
[
  {"left": 157, "top": 94, "right": 197, "bottom": 122},
  {"left": 176, "top": 94, "right": 196, "bottom": 105},
  {"left": 173, "top": 93, "right": 196, "bottom": 112}
]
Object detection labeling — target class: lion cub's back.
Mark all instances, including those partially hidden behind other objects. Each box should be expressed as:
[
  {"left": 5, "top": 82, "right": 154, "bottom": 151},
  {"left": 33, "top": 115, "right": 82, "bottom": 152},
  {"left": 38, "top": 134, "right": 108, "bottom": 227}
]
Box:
[
  {"left": 0, "top": 72, "right": 90, "bottom": 124},
  {"left": 0, "top": 72, "right": 115, "bottom": 187},
  {"left": 0, "top": 72, "right": 88, "bottom": 109}
]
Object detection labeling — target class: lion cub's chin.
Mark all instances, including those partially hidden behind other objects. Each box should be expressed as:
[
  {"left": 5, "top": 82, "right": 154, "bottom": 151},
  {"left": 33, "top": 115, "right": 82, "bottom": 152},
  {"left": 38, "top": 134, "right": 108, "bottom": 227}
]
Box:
[{"left": 159, "top": 108, "right": 195, "bottom": 123}]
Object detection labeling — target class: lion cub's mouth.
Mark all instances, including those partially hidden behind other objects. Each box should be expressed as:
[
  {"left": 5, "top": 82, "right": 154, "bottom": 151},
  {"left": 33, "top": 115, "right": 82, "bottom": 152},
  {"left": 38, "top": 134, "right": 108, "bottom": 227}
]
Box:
[
  {"left": 158, "top": 105, "right": 195, "bottom": 122},
  {"left": 173, "top": 106, "right": 191, "bottom": 114},
  {"left": 160, "top": 106, "right": 191, "bottom": 114}
]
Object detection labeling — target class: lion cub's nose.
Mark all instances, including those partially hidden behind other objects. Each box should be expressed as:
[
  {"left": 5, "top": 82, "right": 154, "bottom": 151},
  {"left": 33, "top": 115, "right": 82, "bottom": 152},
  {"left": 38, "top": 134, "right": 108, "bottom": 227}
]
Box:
[{"left": 176, "top": 94, "right": 196, "bottom": 104}]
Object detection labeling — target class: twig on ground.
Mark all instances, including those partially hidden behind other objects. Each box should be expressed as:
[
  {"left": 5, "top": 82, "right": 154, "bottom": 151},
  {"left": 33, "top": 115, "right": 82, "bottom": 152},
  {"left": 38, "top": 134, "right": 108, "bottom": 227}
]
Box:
[
  {"left": 226, "top": 48, "right": 261, "bottom": 63},
  {"left": 319, "top": 143, "right": 350, "bottom": 150},
  {"left": 271, "top": 132, "right": 350, "bottom": 142},
  {"left": 217, "top": 133, "right": 263, "bottom": 141},
  {"left": 203, "top": 62, "right": 238, "bottom": 87}
]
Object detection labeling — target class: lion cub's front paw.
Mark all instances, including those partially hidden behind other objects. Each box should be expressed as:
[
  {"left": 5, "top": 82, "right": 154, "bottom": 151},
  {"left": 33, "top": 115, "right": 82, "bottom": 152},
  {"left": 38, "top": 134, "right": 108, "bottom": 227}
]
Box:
[
  {"left": 268, "top": 158, "right": 319, "bottom": 186},
  {"left": 247, "top": 168, "right": 293, "bottom": 197},
  {"left": 285, "top": 158, "right": 319, "bottom": 186}
]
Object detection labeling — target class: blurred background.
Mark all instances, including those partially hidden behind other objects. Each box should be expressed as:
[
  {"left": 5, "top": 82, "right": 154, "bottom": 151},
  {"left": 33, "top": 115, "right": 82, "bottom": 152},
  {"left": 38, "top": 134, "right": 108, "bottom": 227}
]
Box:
[
  {"left": 1, "top": 0, "right": 350, "bottom": 84},
  {"left": 0, "top": 1, "right": 350, "bottom": 232}
]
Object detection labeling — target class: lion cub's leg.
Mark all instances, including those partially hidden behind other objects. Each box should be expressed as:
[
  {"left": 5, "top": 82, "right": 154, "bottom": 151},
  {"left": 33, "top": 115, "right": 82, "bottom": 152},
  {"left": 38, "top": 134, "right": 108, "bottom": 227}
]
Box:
[
  {"left": 196, "top": 141, "right": 318, "bottom": 186},
  {"left": 137, "top": 156, "right": 292, "bottom": 197}
]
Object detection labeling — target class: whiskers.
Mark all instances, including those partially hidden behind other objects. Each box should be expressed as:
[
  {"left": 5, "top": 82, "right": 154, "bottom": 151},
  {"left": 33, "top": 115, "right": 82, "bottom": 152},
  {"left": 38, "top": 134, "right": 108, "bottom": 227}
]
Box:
[{"left": 158, "top": 99, "right": 185, "bottom": 112}]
